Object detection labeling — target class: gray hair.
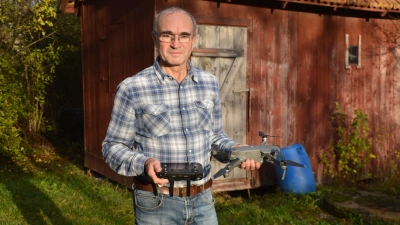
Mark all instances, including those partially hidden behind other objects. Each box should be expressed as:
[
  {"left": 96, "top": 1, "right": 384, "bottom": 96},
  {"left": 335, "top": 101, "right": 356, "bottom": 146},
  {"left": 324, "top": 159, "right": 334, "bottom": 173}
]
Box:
[{"left": 153, "top": 7, "right": 197, "bottom": 38}]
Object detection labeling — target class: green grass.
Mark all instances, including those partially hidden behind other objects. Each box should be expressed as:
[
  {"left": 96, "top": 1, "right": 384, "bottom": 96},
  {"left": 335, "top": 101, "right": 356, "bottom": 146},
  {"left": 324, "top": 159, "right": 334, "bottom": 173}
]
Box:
[
  {"left": 0, "top": 163, "right": 338, "bottom": 225},
  {"left": 0, "top": 164, "right": 134, "bottom": 225},
  {"left": 215, "top": 189, "right": 346, "bottom": 225},
  {"left": 1, "top": 142, "right": 399, "bottom": 225}
]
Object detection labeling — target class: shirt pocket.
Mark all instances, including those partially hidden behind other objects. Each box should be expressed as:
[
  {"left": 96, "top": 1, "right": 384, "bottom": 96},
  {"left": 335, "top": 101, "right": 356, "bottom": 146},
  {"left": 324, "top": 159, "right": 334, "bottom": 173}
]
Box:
[
  {"left": 140, "top": 104, "right": 171, "bottom": 137},
  {"left": 195, "top": 100, "right": 214, "bottom": 130}
]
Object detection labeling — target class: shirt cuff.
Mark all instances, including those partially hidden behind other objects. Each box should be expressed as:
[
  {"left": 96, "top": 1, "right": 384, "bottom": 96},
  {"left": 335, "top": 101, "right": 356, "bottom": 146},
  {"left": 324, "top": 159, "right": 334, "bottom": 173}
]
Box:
[{"left": 133, "top": 154, "right": 150, "bottom": 175}]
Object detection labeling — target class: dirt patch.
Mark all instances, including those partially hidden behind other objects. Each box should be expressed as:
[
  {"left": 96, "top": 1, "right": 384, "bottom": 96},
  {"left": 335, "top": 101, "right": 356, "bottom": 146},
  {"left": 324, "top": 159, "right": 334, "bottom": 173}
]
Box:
[{"left": 323, "top": 190, "right": 400, "bottom": 222}]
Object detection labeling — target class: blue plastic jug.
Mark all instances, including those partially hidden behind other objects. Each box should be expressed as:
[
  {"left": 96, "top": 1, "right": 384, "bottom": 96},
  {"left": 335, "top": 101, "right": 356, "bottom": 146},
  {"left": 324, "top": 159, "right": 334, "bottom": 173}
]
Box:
[{"left": 274, "top": 143, "right": 316, "bottom": 194}]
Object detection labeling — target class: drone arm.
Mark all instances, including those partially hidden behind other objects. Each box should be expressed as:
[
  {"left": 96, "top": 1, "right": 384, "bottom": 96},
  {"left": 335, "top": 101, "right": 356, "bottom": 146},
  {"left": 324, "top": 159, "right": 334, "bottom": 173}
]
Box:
[
  {"left": 231, "top": 146, "right": 295, "bottom": 181},
  {"left": 212, "top": 145, "right": 305, "bottom": 180}
]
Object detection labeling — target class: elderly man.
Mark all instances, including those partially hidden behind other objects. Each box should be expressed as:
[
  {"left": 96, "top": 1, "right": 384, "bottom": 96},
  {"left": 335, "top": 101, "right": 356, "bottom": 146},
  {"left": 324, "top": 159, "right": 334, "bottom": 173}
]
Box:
[{"left": 102, "top": 6, "right": 260, "bottom": 225}]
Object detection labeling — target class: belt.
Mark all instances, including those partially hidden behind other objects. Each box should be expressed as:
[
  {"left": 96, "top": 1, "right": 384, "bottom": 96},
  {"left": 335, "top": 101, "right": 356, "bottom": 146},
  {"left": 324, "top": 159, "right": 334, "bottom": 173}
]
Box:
[{"left": 134, "top": 178, "right": 212, "bottom": 197}]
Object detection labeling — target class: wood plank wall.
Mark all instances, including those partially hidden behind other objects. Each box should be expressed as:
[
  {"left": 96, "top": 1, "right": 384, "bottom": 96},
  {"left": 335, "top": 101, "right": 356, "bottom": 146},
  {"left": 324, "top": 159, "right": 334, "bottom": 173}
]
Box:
[
  {"left": 80, "top": 0, "right": 400, "bottom": 185},
  {"left": 156, "top": 0, "right": 400, "bottom": 183},
  {"left": 81, "top": 0, "right": 156, "bottom": 185}
]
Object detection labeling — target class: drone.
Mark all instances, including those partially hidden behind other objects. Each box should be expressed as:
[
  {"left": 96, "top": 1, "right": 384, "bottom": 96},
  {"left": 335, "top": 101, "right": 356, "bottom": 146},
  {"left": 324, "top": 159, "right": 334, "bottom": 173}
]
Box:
[{"left": 212, "top": 131, "right": 306, "bottom": 180}]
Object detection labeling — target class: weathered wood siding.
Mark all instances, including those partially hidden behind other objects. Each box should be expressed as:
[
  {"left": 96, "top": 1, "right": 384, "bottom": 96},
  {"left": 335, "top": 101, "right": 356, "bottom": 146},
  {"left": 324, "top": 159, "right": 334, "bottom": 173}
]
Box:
[
  {"left": 80, "top": 0, "right": 400, "bottom": 188},
  {"left": 191, "top": 24, "right": 251, "bottom": 190},
  {"left": 81, "top": 0, "right": 156, "bottom": 186}
]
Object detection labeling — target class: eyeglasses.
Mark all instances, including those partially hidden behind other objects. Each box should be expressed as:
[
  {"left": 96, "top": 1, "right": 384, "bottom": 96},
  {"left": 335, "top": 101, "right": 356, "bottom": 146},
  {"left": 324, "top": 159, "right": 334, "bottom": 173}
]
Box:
[{"left": 158, "top": 34, "right": 191, "bottom": 43}]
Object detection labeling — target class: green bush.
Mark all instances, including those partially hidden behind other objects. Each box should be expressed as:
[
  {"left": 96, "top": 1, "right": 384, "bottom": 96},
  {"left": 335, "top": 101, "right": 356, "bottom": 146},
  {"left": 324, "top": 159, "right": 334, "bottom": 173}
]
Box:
[
  {"left": 321, "top": 102, "right": 376, "bottom": 183},
  {"left": 0, "top": 56, "right": 25, "bottom": 158}
]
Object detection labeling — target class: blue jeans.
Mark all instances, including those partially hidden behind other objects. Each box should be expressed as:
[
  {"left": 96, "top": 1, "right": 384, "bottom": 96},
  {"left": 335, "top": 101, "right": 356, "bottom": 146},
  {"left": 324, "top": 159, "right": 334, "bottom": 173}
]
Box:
[{"left": 133, "top": 187, "right": 218, "bottom": 225}]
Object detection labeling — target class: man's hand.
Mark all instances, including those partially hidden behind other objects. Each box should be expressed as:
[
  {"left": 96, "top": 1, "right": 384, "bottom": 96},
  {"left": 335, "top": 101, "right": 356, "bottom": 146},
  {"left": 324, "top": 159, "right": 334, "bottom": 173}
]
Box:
[
  {"left": 231, "top": 143, "right": 261, "bottom": 170},
  {"left": 241, "top": 159, "right": 261, "bottom": 170},
  {"left": 144, "top": 158, "right": 169, "bottom": 186}
]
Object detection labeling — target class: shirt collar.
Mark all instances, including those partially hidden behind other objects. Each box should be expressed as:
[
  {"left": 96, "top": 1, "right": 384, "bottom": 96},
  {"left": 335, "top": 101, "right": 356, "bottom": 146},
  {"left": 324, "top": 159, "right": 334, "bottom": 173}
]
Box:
[
  {"left": 153, "top": 57, "right": 198, "bottom": 84},
  {"left": 187, "top": 61, "right": 198, "bottom": 83}
]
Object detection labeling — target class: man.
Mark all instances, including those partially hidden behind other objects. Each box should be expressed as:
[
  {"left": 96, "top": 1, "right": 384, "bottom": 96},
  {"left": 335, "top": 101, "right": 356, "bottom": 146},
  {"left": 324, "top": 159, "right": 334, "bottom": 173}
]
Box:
[{"left": 102, "top": 7, "right": 260, "bottom": 225}]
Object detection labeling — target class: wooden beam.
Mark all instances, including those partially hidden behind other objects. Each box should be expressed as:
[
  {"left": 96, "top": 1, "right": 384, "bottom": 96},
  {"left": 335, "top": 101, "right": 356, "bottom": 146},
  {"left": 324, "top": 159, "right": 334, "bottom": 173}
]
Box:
[
  {"left": 195, "top": 16, "right": 253, "bottom": 32},
  {"left": 219, "top": 57, "right": 244, "bottom": 102},
  {"left": 192, "top": 48, "right": 244, "bottom": 58}
]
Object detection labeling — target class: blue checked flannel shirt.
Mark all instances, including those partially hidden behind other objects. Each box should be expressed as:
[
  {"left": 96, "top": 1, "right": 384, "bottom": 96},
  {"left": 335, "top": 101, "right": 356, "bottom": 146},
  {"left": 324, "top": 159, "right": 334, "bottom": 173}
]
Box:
[{"left": 102, "top": 59, "right": 237, "bottom": 186}]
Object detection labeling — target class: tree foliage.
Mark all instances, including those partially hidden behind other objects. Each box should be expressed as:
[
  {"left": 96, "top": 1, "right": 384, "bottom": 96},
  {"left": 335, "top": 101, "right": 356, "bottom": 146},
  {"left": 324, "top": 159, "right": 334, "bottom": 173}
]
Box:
[
  {"left": 0, "top": 55, "right": 24, "bottom": 157},
  {"left": 0, "top": 0, "right": 80, "bottom": 159}
]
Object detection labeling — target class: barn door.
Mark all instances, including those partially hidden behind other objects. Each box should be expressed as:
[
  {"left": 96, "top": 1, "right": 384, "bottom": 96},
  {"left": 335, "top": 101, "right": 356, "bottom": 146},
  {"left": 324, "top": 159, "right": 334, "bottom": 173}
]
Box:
[{"left": 191, "top": 25, "right": 248, "bottom": 181}]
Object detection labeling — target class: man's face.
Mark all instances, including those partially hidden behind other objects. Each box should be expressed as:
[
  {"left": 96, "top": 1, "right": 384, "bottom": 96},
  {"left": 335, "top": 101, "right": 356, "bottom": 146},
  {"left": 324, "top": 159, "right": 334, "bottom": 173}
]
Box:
[{"left": 154, "top": 11, "right": 196, "bottom": 67}]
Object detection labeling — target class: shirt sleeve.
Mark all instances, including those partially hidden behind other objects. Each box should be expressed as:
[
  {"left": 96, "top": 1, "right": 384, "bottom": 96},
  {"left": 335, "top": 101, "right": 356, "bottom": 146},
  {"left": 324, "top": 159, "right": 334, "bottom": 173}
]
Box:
[{"left": 101, "top": 82, "right": 149, "bottom": 176}]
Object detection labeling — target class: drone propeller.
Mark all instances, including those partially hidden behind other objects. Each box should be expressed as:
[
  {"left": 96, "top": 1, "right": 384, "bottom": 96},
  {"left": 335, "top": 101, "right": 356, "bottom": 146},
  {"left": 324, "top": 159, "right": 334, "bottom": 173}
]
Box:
[
  {"left": 285, "top": 160, "right": 306, "bottom": 168},
  {"left": 272, "top": 149, "right": 285, "bottom": 159},
  {"left": 270, "top": 149, "right": 305, "bottom": 168},
  {"left": 268, "top": 150, "right": 306, "bottom": 180},
  {"left": 258, "top": 131, "right": 282, "bottom": 138},
  {"left": 259, "top": 131, "right": 283, "bottom": 145},
  {"left": 268, "top": 154, "right": 306, "bottom": 169}
]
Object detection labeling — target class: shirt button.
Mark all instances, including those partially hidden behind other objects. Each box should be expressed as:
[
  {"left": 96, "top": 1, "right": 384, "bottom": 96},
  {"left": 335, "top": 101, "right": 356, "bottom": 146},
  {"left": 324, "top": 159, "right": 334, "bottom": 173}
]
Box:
[
  {"left": 186, "top": 129, "right": 188, "bottom": 131},
  {"left": 189, "top": 150, "right": 192, "bottom": 153},
  {"left": 182, "top": 108, "right": 185, "bottom": 110}
]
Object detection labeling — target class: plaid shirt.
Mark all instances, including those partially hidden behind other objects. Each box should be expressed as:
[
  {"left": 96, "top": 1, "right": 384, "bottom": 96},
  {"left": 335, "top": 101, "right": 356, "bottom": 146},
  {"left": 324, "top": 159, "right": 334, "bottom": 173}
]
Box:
[{"left": 102, "top": 59, "right": 237, "bottom": 186}]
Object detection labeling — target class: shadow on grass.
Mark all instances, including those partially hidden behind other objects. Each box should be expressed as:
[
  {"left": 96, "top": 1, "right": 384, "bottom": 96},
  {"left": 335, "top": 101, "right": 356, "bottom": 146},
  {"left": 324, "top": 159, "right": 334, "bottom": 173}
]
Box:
[{"left": 0, "top": 154, "right": 72, "bottom": 225}]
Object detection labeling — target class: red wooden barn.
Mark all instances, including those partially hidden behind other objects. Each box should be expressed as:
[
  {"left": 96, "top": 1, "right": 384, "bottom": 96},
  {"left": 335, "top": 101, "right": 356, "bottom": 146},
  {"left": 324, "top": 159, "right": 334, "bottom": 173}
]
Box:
[{"left": 62, "top": 0, "right": 400, "bottom": 191}]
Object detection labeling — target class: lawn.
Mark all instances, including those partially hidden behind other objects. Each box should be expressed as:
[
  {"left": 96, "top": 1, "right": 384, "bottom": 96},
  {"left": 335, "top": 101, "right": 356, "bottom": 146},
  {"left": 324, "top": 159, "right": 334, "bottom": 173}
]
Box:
[
  {"left": 0, "top": 143, "right": 399, "bottom": 225},
  {"left": 0, "top": 162, "right": 133, "bottom": 224},
  {"left": 0, "top": 162, "right": 336, "bottom": 225}
]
